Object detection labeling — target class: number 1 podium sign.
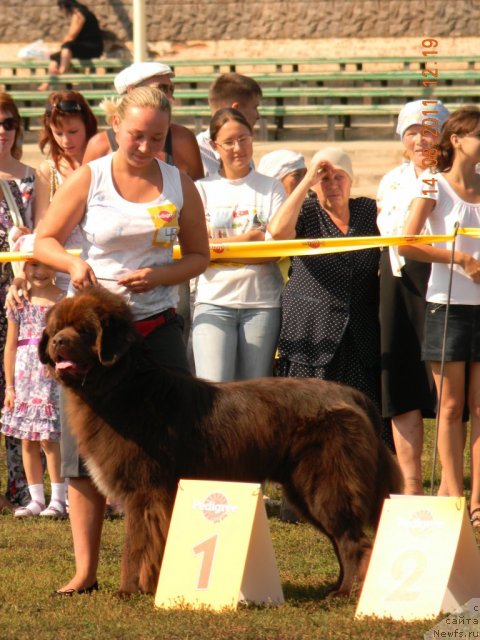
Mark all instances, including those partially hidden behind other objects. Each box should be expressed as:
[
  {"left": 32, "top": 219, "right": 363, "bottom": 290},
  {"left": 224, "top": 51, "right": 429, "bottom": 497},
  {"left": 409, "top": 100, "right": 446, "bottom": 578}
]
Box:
[
  {"left": 355, "top": 496, "right": 480, "bottom": 621},
  {"left": 154, "top": 479, "right": 284, "bottom": 610}
]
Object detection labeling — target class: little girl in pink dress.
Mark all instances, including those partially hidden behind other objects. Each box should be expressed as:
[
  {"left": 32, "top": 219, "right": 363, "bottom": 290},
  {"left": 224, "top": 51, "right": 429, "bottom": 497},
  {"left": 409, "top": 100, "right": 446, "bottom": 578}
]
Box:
[{"left": 0, "top": 235, "right": 65, "bottom": 517}]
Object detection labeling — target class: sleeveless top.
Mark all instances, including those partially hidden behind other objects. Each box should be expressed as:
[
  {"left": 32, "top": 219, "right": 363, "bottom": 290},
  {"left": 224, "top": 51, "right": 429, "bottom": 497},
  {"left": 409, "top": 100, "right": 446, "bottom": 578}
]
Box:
[
  {"left": 47, "top": 161, "right": 85, "bottom": 292},
  {"left": 74, "top": 153, "right": 183, "bottom": 319},
  {"left": 106, "top": 128, "right": 174, "bottom": 166},
  {"left": 74, "top": 3, "right": 102, "bottom": 45}
]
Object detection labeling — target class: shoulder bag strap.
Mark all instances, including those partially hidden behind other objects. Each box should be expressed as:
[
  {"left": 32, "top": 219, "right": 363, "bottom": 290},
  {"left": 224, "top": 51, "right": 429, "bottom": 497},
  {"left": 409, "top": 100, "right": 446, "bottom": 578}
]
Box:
[
  {"left": 0, "top": 179, "right": 24, "bottom": 228},
  {"left": 47, "top": 160, "right": 59, "bottom": 203}
]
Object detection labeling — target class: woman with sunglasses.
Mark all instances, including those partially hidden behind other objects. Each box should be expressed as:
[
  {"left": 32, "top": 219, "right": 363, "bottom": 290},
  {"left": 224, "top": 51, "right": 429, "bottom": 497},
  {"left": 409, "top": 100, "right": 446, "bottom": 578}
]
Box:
[
  {"left": 400, "top": 106, "right": 480, "bottom": 524},
  {"left": 34, "top": 86, "right": 209, "bottom": 595},
  {"left": 192, "top": 108, "right": 285, "bottom": 382},
  {"left": 0, "top": 92, "right": 35, "bottom": 511},
  {"left": 32, "top": 91, "right": 97, "bottom": 287}
]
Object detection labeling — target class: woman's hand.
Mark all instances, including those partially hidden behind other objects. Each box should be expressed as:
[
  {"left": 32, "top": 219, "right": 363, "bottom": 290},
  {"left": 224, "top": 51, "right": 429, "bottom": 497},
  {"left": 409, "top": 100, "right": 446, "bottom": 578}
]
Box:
[
  {"left": 69, "top": 257, "right": 97, "bottom": 289},
  {"left": 117, "top": 268, "right": 157, "bottom": 293},
  {"left": 5, "top": 277, "right": 28, "bottom": 313},
  {"left": 304, "top": 159, "right": 335, "bottom": 190},
  {"left": 457, "top": 252, "right": 480, "bottom": 283}
]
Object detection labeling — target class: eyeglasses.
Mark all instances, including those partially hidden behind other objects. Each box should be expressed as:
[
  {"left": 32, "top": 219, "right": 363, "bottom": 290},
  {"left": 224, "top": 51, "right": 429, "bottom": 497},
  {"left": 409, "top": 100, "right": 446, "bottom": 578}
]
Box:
[
  {"left": 0, "top": 117, "right": 18, "bottom": 131},
  {"left": 45, "top": 100, "right": 83, "bottom": 115},
  {"left": 151, "top": 83, "right": 175, "bottom": 96},
  {"left": 214, "top": 135, "right": 252, "bottom": 151}
]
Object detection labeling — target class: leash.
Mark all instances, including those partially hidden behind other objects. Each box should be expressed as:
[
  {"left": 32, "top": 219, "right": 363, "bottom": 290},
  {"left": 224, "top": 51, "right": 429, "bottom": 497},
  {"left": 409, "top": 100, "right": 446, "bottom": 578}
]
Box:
[{"left": 430, "top": 221, "right": 460, "bottom": 495}]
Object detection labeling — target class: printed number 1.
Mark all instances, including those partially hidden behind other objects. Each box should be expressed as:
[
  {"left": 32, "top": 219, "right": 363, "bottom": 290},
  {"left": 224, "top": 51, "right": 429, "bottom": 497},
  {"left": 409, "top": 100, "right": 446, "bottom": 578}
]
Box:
[{"left": 193, "top": 534, "right": 219, "bottom": 590}]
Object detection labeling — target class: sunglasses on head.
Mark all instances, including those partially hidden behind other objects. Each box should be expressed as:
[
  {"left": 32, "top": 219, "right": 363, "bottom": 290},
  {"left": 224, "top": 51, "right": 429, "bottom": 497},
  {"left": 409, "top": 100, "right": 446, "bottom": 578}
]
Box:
[
  {"left": 0, "top": 117, "right": 18, "bottom": 131},
  {"left": 45, "top": 100, "right": 83, "bottom": 115}
]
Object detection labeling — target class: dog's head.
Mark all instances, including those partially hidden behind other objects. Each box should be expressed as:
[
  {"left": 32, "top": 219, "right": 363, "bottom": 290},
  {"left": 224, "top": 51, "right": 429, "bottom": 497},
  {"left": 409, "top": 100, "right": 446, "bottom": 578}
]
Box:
[{"left": 39, "top": 286, "right": 139, "bottom": 387}]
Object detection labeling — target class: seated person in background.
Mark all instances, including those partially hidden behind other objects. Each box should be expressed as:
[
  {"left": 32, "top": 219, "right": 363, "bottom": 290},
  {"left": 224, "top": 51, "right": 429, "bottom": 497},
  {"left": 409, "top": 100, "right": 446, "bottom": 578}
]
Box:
[
  {"left": 83, "top": 62, "right": 204, "bottom": 181},
  {"left": 197, "top": 73, "right": 262, "bottom": 176},
  {"left": 39, "top": 0, "right": 103, "bottom": 91},
  {"left": 258, "top": 149, "right": 307, "bottom": 196}
]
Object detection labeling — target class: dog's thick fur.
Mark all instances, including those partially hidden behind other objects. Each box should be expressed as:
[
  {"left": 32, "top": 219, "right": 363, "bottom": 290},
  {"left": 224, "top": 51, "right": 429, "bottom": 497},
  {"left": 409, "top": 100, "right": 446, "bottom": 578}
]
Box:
[{"left": 39, "top": 286, "right": 402, "bottom": 597}]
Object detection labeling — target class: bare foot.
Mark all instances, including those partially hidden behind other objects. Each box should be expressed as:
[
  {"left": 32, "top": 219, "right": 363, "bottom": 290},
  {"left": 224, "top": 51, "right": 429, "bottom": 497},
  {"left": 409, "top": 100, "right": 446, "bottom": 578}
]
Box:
[{"left": 37, "top": 82, "right": 50, "bottom": 92}]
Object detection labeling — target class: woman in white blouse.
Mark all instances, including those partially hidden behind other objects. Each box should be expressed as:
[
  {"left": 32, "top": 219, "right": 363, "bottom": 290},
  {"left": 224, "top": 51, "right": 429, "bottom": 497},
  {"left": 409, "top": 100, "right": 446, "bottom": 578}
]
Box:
[{"left": 193, "top": 108, "right": 286, "bottom": 382}]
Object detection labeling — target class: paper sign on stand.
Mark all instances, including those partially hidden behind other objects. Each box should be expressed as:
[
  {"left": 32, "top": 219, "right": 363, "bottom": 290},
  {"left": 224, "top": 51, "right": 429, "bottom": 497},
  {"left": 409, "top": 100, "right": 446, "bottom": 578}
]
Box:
[
  {"left": 355, "top": 496, "right": 480, "bottom": 621},
  {"left": 155, "top": 479, "right": 284, "bottom": 610}
]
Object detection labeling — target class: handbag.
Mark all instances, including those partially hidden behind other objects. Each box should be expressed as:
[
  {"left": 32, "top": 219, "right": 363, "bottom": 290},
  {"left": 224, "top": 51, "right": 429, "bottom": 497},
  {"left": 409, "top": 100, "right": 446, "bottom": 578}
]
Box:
[{"left": 0, "top": 179, "right": 30, "bottom": 278}]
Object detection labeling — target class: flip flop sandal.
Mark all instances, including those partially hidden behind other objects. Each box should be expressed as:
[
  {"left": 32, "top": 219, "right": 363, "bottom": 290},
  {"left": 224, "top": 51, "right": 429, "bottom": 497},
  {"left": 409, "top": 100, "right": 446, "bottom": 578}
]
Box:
[
  {"left": 14, "top": 500, "right": 45, "bottom": 518},
  {"left": 470, "top": 507, "right": 480, "bottom": 527},
  {"left": 40, "top": 501, "right": 67, "bottom": 518}
]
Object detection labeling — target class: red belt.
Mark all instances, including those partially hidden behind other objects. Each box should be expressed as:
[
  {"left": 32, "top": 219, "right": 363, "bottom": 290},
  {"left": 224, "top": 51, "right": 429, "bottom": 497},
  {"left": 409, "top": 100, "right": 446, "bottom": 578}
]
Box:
[{"left": 133, "top": 308, "right": 176, "bottom": 337}]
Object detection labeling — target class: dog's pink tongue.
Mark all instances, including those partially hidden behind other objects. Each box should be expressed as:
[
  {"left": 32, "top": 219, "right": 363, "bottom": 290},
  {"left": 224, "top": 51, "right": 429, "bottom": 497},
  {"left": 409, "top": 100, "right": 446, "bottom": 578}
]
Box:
[{"left": 55, "top": 361, "right": 75, "bottom": 371}]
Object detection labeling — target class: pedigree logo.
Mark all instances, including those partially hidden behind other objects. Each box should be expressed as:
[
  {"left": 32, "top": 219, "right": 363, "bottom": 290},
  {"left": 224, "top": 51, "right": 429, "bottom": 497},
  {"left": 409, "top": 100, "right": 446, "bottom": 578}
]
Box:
[
  {"left": 192, "top": 492, "right": 239, "bottom": 523},
  {"left": 211, "top": 245, "right": 225, "bottom": 254},
  {"left": 305, "top": 240, "right": 321, "bottom": 249},
  {"left": 156, "top": 210, "right": 175, "bottom": 223}
]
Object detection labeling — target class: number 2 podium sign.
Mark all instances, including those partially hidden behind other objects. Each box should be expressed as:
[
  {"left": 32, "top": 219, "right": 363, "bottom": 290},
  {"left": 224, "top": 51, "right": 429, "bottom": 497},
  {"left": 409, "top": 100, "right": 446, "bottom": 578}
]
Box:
[
  {"left": 355, "top": 496, "right": 480, "bottom": 620},
  {"left": 155, "top": 479, "right": 284, "bottom": 610}
]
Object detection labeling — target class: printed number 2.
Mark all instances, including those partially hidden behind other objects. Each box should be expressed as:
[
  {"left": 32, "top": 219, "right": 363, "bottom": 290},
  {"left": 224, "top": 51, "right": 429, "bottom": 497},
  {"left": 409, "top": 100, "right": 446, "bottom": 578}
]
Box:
[
  {"left": 193, "top": 534, "right": 219, "bottom": 590},
  {"left": 385, "top": 549, "right": 427, "bottom": 602}
]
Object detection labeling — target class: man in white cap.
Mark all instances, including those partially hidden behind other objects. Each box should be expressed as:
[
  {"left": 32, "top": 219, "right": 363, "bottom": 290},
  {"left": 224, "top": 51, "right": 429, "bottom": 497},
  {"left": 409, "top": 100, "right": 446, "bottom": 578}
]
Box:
[{"left": 83, "top": 61, "right": 204, "bottom": 180}]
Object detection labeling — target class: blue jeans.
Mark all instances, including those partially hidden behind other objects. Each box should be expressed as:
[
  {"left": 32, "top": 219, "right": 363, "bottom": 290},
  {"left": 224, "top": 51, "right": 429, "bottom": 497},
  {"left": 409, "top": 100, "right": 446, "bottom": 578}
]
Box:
[{"left": 192, "top": 303, "right": 281, "bottom": 382}]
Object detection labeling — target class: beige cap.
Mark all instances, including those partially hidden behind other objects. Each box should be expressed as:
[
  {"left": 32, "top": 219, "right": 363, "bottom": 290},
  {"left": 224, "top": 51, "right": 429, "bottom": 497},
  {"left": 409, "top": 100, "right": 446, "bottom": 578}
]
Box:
[
  {"left": 311, "top": 147, "right": 353, "bottom": 181},
  {"left": 114, "top": 62, "right": 175, "bottom": 95},
  {"left": 257, "top": 150, "right": 306, "bottom": 181},
  {"left": 396, "top": 99, "right": 449, "bottom": 138}
]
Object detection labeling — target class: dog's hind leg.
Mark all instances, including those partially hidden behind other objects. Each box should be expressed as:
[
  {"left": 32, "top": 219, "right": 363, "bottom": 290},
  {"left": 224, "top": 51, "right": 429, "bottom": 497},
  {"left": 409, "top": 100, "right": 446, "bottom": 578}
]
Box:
[
  {"left": 284, "top": 475, "right": 372, "bottom": 596},
  {"left": 283, "top": 433, "right": 374, "bottom": 597}
]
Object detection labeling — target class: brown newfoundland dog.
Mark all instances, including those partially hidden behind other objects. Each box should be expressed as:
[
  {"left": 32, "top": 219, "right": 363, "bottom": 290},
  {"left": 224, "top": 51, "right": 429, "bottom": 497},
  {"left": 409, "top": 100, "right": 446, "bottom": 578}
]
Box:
[{"left": 39, "top": 286, "right": 402, "bottom": 597}]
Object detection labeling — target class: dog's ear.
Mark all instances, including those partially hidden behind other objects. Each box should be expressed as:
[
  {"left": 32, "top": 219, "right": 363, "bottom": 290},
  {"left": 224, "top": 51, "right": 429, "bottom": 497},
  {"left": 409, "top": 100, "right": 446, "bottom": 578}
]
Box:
[
  {"left": 96, "top": 313, "right": 138, "bottom": 366},
  {"left": 38, "top": 330, "right": 53, "bottom": 365}
]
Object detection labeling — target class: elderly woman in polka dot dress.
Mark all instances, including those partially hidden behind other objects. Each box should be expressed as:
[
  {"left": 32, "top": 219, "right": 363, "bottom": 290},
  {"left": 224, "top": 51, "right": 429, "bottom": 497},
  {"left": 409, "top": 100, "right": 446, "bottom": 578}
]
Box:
[{"left": 268, "top": 147, "right": 383, "bottom": 415}]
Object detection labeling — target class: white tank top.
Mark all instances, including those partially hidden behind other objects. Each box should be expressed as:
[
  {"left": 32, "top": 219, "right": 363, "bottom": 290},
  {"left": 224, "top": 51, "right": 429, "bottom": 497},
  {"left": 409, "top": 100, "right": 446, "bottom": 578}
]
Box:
[{"left": 72, "top": 154, "right": 184, "bottom": 320}]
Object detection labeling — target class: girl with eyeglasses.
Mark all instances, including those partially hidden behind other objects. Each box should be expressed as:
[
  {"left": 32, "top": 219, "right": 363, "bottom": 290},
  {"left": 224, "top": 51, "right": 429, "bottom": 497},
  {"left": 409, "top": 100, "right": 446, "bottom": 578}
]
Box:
[
  {"left": 0, "top": 92, "right": 35, "bottom": 512},
  {"left": 192, "top": 108, "right": 286, "bottom": 383},
  {"left": 400, "top": 106, "right": 480, "bottom": 525}
]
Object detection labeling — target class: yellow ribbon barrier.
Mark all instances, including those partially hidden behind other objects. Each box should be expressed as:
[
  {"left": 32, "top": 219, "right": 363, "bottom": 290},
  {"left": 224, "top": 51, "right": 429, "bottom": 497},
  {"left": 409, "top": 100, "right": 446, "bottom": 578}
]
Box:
[
  {"left": 172, "top": 228, "right": 480, "bottom": 260},
  {"left": 3, "top": 230, "right": 478, "bottom": 264},
  {"left": 1, "top": 249, "right": 82, "bottom": 263}
]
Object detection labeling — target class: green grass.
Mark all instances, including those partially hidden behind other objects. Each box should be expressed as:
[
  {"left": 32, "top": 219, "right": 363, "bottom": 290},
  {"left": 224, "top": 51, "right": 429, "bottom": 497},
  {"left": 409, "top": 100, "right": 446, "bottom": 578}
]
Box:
[{"left": 0, "top": 421, "right": 475, "bottom": 640}]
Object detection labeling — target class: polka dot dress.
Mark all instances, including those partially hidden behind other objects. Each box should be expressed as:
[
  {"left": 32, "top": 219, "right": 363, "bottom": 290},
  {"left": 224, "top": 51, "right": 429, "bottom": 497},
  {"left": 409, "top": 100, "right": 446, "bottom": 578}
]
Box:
[{"left": 277, "top": 194, "right": 382, "bottom": 408}]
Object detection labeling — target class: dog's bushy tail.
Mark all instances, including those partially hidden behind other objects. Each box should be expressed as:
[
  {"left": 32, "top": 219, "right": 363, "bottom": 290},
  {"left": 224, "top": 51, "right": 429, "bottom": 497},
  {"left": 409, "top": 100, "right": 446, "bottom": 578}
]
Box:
[{"left": 347, "top": 388, "right": 404, "bottom": 528}]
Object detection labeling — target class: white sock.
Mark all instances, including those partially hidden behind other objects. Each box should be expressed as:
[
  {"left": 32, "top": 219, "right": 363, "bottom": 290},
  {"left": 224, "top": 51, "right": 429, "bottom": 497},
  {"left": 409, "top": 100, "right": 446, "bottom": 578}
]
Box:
[
  {"left": 28, "top": 484, "right": 45, "bottom": 506},
  {"left": 50, "top": 482, "right": 66, "bottom": 504}
]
